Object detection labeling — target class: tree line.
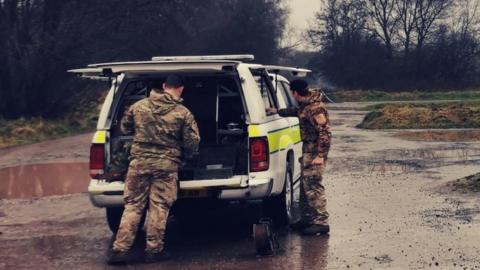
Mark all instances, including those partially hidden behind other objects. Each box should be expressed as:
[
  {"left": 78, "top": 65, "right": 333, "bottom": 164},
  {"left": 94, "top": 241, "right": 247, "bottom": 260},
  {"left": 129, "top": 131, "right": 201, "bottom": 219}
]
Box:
[
  {"left": 0, "top": 0, "right": 287, "bottom": 119},
  {"left": 307, "top": 0, "right": 480, "bottom": 90}
]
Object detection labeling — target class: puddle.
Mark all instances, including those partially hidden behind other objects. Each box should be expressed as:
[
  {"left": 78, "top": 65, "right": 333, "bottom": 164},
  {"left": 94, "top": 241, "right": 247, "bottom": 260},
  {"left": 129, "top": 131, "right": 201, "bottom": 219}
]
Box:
[
  {"left": 368, "top": 159, "right": 424, "bottom": 173},
  {"left": 404, "top": 148, "right": 480, "bottom": 161},
  {"left": 394, "top": 130, "right": 480, "bottom": 142},
  {"left": 422, "top": 207, "right": 480, "bottom": 228},
  {"left": 368, "top": 147, "right": 480, "bottom": 173},
  {"left": 336, "top": 135, "right": 372, "bottom": 144},
  {"left": 376, "top": 147, "right": 480, "bottom": 163},
  {"left": 0, "top": 163, "right": 89, "bottom": 199}
]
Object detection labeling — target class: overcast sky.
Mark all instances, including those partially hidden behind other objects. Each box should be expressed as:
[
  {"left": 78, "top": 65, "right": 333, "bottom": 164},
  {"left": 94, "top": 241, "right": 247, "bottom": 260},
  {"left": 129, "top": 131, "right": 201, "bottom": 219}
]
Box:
[
  {"left": 288, "top": 0, "right": 322, "bottom": 32},
  {"left": 286, "top": 0, "right": 323, "bottom": 50}
]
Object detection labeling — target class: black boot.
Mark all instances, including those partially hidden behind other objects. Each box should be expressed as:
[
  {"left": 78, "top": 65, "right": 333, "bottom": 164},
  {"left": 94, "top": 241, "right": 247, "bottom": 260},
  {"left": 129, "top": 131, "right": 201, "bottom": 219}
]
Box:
[
  {"left": 290, "top": 220, "right": 310, "bottom": 230},
  {"left": 302, "top": 224, "right": 330, "bottom": 235},
  {"left": 107, "top": 250, "right": 130, "bottom": 265},
  {"left": 145, "top": 250, "right": 171, "bottom": 263}
]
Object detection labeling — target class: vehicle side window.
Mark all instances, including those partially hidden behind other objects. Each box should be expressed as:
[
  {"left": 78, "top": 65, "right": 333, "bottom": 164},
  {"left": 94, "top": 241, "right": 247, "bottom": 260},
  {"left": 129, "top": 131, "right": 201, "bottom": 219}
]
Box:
[
  {"left": 251, "top": 70, "right": 278, "bottom": 110},
  {"left": 281, "top": 82, "right": 298, "bottom": 107},
  {"left": 277, "top": 82, "right": 291, "bottom": 109}
]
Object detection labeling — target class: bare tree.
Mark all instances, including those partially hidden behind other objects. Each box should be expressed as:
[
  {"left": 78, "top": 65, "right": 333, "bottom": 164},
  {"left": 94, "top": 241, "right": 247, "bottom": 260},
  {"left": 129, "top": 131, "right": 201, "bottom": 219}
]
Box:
[
  {"left": 415, "top": 0, "right": 452, "bottom": 51},
  {"left": 395, "top": 0, "right": 419, "bottom": 57},
  {"left": 308, "top": 0, "right": 367, "bottom": 47},
  {"left": 0, "top": 0, "right": 288, "bottom": 118},
  {"left": 454, "top": 0, "right": 480, "bottom": 38},
  {"left": 364, "top": 0, "right": 399, "bottom": 59}
]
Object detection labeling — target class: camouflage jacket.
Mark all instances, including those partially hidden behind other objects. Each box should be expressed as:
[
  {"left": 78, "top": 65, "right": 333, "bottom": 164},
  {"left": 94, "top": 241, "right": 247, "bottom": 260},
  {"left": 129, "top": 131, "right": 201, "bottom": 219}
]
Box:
[
  {"left": 121, "top": 90, "right": 200, "bottom": 164},
  {"left": 278, "top": 90, "right": 331, "bottom": 158}
]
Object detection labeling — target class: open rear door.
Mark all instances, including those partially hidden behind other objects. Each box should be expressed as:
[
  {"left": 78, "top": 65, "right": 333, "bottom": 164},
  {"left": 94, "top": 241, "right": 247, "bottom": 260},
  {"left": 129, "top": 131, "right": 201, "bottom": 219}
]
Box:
[
  {"left": 69, "top": 60, "right": 241, "bottom": 79},
  {"left": 68, "top": 68, "right": 108, "bottom": 80},
  {"left": 263, "top": 65, "right": 311, "bottom": 77}
]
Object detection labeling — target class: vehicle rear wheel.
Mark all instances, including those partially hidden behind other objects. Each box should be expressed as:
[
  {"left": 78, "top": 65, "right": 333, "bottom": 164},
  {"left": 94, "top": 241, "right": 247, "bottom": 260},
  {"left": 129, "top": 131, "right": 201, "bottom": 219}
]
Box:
[
  {"left": 106, "top": 207, "right": 146, "bottom": 234},
  {"left": 263, "top": 166, "right": 294, "bottom": 227}
]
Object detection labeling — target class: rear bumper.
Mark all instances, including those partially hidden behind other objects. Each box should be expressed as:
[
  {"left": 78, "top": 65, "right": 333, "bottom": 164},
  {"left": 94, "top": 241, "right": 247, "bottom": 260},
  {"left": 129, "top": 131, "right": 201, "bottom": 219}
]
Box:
[{"left": 88, "top": 176, "right": 273, "bottom": 207}]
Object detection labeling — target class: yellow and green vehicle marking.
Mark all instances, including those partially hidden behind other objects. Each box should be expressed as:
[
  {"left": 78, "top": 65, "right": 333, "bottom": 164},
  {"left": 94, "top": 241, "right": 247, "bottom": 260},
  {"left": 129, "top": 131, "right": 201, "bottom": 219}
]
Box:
[{"left": 248, "top": 124, "right": 301, "bottom": 154}]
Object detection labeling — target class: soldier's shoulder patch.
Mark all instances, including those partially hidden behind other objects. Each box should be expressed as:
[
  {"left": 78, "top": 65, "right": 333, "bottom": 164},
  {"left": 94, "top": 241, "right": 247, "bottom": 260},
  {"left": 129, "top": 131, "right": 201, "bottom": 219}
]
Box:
[{"left": 313, "top": 112, "right": 327, "bottom": 125}]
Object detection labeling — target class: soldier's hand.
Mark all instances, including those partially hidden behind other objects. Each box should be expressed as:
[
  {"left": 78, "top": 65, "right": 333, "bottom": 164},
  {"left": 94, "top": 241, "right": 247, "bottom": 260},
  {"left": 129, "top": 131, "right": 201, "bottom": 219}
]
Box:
[
  {"left": 311, "top": 156, "right": 325, "bottom": 166},
  {"left": 266, "top": 108, "right": 278, "bottom": 115}
]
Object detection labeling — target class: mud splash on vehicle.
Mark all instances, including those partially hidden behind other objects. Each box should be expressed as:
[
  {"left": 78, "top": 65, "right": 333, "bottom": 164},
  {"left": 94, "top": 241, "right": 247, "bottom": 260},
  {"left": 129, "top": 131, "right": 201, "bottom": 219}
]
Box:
[
  {"left": 0, "top": 163, "right": 89, "bottom": 199},
  {"left": 394, "top": 130, "right": 480, "bottom": 142}
]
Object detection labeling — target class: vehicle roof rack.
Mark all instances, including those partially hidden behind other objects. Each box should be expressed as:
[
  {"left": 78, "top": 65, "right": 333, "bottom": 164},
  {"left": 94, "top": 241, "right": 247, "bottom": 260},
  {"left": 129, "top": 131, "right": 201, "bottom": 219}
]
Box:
[{"left": 151, "top": 54, "right": 255, "bottom": 62}]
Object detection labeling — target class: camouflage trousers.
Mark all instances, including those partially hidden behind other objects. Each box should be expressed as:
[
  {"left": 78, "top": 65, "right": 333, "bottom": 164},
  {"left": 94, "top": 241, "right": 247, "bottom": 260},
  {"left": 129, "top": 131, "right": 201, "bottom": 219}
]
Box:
[
  {"left": 301, "top": 153, "right": 329, "bottom": 226},
  {"left": 113, "top": 158, "right": 178, "bottom": 253}
]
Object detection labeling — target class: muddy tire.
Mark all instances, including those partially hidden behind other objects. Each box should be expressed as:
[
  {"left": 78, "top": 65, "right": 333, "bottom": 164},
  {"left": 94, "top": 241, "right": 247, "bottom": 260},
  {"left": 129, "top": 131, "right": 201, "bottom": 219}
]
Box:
[{"left": 264, "top": 167, "right": 293, "bottom": 227}]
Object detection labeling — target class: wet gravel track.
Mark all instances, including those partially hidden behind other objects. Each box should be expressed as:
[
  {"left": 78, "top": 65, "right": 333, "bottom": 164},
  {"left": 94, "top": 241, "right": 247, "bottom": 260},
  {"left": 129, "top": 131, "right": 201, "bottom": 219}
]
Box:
[{"left": 1, "top": 103, "right": 480, "bottom": 269}]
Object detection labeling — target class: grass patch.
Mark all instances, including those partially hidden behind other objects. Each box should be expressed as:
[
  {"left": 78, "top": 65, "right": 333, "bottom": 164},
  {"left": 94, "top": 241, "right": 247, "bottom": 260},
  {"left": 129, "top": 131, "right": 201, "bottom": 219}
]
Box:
[
  {"left": 0, "top": 117, "right": 94, "bottom": 148},
  {"left": 329, "top": 90, "right": 480, "bottom": 102},
  {"left": 358, "top": 101, "right": 480, "bottom": 129},
  {"left": 0, "top": 89, "right": 106, "bottom": 148}
]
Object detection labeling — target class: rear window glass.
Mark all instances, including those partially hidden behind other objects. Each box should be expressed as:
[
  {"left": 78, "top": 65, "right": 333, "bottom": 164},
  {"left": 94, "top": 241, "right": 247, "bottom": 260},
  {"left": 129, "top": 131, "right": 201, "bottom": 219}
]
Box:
[
  {"left": 254, "top": 76, "right": 275, "bottom": 109},
  {"left": 250, "top": 69, "right": 278, "bottom": 110},
  {"left": 280, "top": 82, "right": 297, "bottom": 107}
]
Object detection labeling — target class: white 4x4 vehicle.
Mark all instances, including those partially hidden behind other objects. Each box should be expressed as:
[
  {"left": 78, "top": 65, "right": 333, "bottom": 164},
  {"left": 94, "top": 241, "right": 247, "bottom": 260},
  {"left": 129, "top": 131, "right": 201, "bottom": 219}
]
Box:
[{"left": 71, "top": 55, "right": 310, "bottom": 232}]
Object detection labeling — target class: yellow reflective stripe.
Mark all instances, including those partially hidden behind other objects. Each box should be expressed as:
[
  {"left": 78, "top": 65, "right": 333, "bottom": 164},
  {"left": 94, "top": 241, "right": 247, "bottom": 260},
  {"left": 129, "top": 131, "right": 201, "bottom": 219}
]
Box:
[
  {"left": 278, "top": 136, "right": 293, "bottom": 151},
  {"left": 248, "top": 125, "right": 261, "bottom": 137},
  {"left": 92, "top": 130, "right": 106, "bottom": 144},
  {"left": 249, "top": 124, "right": 302, "bottom": 153},
  {"left": 290, "top": 125, "right": 302, "bottom": 144},
  {"left": 268, "top": 127, "right": 297, "bottom": 152}
]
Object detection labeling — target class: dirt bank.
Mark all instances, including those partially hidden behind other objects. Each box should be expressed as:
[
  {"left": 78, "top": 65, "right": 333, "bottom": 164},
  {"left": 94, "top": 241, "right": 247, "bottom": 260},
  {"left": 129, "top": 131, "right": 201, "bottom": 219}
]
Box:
[{"left": 358, "top": 102, "right": 480, "bottom": 129}]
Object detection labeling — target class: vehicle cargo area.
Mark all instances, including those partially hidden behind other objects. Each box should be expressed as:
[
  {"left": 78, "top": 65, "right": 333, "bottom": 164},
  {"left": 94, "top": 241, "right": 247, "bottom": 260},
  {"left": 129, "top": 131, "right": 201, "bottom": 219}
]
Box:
[{"left": 109, "top": 73, "right": 249, "bottom": 181}]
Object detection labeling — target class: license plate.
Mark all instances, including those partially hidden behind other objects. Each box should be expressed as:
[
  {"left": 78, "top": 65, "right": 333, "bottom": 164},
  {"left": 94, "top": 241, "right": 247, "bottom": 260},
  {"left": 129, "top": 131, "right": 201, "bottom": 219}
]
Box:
[{"left": 178, "top": 189, "right": 209, "bottom": 198}]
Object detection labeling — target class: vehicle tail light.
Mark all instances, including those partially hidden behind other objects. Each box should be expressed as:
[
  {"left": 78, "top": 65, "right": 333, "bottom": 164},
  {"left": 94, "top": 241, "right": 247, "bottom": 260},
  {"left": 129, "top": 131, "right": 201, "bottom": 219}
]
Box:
[
  {"left": 90, "top": 144, "right": 105, "bottom": 179},
  {"left": 250, "top": 137, "right": 269, "bottom": 172}
]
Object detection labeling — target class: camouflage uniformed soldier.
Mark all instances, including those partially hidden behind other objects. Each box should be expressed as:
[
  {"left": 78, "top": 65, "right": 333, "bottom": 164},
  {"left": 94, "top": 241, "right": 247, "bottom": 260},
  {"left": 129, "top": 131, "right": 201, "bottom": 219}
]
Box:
[
  {"left": 267, "top": 79, "right": 331, "bottom": 235},
  {"left": 108, "top": 75, "right": 200, "bottom": 264}
]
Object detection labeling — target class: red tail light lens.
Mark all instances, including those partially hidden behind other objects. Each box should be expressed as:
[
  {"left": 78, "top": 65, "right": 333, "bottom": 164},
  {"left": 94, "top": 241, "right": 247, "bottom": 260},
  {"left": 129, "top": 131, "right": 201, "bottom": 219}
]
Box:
[
  {"left": 90, "top": 144, "right": 105, "bottom": 179},
  {"left": 250, "top": 137, "right": 269, "bottom": 172}
]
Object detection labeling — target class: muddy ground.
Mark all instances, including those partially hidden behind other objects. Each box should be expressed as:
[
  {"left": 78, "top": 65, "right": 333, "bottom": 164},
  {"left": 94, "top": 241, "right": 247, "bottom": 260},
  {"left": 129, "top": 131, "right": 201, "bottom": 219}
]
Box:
[{"left": 1, "top": 102, "right": 480, "bottom": 269}]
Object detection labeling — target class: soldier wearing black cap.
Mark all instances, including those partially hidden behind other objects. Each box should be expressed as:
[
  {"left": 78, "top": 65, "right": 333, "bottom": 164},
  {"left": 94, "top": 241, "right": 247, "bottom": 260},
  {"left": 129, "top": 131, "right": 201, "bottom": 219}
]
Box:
[
  {"left": 267, "top": 79, "right": 331, "bottom": 235},
  {"left": 108, "top": 75, "right": 200, "bottom": 264}
]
